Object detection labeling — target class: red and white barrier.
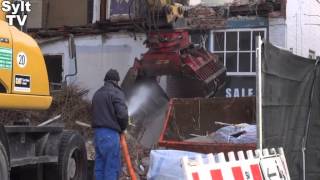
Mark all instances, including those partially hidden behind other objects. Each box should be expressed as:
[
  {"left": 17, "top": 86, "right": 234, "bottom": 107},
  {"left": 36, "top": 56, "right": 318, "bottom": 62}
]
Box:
[{"left": 181, "top": 148, "right": 290, "bottom": 180}]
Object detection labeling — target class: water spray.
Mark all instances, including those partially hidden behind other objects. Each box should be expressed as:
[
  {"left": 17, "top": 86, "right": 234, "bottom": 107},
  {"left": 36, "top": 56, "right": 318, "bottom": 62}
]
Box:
[{"left": 127, "top": 85, "right": 152, "bottom": 117}]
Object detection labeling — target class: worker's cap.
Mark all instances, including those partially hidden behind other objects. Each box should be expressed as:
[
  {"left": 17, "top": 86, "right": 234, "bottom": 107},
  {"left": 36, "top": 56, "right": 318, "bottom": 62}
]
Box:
[{"left": 104, "top": 69, "right": 120, "bottom": 82}]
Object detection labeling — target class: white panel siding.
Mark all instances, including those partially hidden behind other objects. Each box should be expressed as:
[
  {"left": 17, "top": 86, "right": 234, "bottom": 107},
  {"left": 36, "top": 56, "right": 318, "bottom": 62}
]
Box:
[
  {"left": 301, "top": 0, "right": 320, "bottom": 58},
  {"left": 40, "top": 33, "right": 147, "bottom": 99},
  {"left": 269, "top": 18, "right": 287, "bottom": 48},
  {"left": 285, "top": 0, "right": 320, "bottom": 58}
]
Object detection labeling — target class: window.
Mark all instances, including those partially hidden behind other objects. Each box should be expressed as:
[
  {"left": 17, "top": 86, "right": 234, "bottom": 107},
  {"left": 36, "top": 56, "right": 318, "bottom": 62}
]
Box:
[
  {"left": 44, "top": 55, "right": 63, "bottom": 90},
  {"left": 211, "top": 29, "right": 266, "bottom": 76},
  {"left": 309, "top": 50, "right": 316, "bottom": 59}
]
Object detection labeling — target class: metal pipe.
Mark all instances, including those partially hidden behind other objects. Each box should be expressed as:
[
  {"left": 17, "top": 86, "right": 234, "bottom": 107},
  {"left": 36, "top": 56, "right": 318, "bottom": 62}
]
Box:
[
  {"left": 64, "top": 34, "right": 78, "bottom": 82},
  {"left": 255, "top": 35, "right": 263, "bottom": 151}
]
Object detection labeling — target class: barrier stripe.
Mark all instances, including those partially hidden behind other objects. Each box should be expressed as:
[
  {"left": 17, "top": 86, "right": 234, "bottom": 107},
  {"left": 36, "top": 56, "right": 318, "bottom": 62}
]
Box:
[
  {"left": 232, "top": 166, "right": 244, "bottom": 180},
  {"left": 210, "top": 169, "right": 223, "bottom": 180},
  {"left": 182, "top": 148, "right": 290, "bottom": 180},
  {"left": 192, "top": 172, "right": 200, "bottom": 180},
  {"left": 250, "top": 164, "right": 263, "bottom": 180}
]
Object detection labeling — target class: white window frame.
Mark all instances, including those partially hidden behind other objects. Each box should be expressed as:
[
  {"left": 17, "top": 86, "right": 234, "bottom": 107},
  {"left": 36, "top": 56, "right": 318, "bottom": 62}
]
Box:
[{"left": 210, "top": 28, "right": 267, "bottom": 76}]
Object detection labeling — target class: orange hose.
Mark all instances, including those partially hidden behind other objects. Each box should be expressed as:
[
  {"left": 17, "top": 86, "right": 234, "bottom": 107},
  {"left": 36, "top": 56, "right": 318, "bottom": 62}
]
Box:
[{"left": 120, "top": 133, "right": 137, "bottom": 180}]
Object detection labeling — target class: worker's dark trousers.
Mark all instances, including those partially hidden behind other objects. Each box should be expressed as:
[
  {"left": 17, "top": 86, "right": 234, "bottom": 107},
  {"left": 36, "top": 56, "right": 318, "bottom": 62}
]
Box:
[{"left": 94, "top": 128, "right": 121, "bottom": 180}]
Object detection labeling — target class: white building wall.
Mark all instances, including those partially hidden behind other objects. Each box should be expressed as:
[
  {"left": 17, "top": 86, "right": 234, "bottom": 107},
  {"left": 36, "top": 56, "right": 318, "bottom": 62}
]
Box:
[
  {"left": 93, "top": 0, "right": 101, "bottom": 23},
  {"left": 269, "top": 17, "right": 287, "bottom": 48},
  {"left": 301, "top": 0, "right": 320, "bottom": 58},
  {"left": 286, "top": 0, "right": 320, "bottom": 58},
  {"left": 40, "top": 40, "right": 70, "bottom": 77},
  {"left": 40, "top": 33, "right": 147, "bottom": 99}
]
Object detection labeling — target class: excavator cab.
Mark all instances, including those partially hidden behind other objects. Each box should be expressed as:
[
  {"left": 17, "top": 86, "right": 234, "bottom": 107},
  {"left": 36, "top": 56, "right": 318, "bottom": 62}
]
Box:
[{"left": 0, "top": 15, "right": 52, "bottom": 110}]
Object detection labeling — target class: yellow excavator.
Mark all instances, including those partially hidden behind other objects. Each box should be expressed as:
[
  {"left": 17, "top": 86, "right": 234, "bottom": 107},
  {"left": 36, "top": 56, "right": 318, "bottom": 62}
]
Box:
[
  {"left": 0, "top": 14, "right": 52, "bottom": 110},
  {"left": 0, "top": 2, "right": 87, "bottom": 180}
]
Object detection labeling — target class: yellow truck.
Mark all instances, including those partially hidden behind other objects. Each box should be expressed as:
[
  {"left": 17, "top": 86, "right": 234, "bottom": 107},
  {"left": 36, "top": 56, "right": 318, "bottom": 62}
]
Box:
[{"left": 0, "top": 2, "right": 87, "bottom": 180}]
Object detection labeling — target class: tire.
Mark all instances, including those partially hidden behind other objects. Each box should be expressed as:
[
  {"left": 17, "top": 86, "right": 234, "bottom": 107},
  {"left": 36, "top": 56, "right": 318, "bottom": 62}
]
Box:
[
  {"left": 54, "top": 131, "right": 88, "bottom": 180},
  {"left": 0, "top": 141, "right": 9, "bottom": 180}
]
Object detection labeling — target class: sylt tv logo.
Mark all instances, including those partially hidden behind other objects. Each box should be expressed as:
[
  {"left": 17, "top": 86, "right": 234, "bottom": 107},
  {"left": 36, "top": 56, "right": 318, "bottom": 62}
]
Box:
[{"left": 1, "top": 0, "right": 31, "bottom": 26}]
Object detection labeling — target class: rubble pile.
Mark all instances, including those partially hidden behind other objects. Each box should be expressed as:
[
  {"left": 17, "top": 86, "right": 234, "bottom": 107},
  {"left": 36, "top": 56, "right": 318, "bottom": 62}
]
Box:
[
  {"left": 187, "top": 5, "right": 218, "bottom": 17},
  {"left": 0, "top": 85, "right": 92, "bottom": 138},
  {"left": 120, "top": 133, "right": 151, "bottom": 180},
  {"left": 185, "top": 5, "right": 226, "bottom": 29}
]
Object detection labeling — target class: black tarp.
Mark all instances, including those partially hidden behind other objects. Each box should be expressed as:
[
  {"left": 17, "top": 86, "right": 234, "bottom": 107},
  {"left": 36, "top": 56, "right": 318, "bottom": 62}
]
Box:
[{"left": 262, "top": 42, "right": 320, "bottom": 180}]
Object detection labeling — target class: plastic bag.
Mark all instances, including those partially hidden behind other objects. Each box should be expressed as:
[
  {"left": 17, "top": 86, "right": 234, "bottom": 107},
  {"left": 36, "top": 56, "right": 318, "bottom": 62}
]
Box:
[
  {"left": 147, "top": 150, "right": 204, "bottom": 180},
  {"left": 212, "top": 123, "right": 256, "bottom": 144}
]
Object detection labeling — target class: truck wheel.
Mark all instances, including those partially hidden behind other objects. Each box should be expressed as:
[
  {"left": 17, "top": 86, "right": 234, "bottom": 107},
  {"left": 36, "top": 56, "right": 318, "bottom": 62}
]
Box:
[
  {"left": 0, "top": 142, "right": 9, "bottom": 180},
  {"left": 58, "top": 131, "right": 87, "bottom": 180}
]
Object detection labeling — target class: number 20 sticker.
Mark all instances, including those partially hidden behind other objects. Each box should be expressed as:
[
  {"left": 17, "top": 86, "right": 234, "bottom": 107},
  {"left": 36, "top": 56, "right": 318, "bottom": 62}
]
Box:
[{"left": 17, "top": 52, "right": 28, "bottom": 68}]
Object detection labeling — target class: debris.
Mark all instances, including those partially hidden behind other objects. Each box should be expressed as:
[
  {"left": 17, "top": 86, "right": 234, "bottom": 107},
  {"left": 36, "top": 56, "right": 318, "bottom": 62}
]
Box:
[
  {"left": 86, "top": 141, "right": 95, "bottom": 160},
  {"left": 185, "top": 5, "right": 226, "bottom": 29},
  {"left": 141, "top": 157, "right": 150, "bottom": 169},
  {"left": 120, "top": 132, "right": 151, "bottom": 180},
  {"left": 185, "top": 123, "right": 257, "bottom": 144},
  {"left": 76, "top": 121, "right": 91, "bottom": 128},
  {"left": 158, "top": 97, "right": 256, "bottom": 154},
  {"left": 214, "top": 121, "right": 235, "bottom": 126},
  {"left": 121, "top": 133, "right": 138, "bottom": 180},
  {"left": 37, "top": 114, "right": 62, "bottom": 126},
  {"left": 139, "top": 165, "right": 144, "bottom": 172},
  {"left": 0, "top": 84, "right": 93, "bottom": 139}
]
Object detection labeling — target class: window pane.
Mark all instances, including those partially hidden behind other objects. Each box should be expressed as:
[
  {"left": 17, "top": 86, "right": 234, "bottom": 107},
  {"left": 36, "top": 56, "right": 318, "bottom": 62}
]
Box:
[
  {"left": 239, "top": 31, "right": 251, "bottom": 51},
  {"left": 214, "top": 32, "right": 224, "bottom": 51},
  {"left": 252, "top": 52, "right": 256, "bottom": 72},
  {"left": 226, "top": 53, "right": 237, "bottom": 72},
  {"left": 215, "top": 53, "right": 224, "bottom": 65},
  {"left": 252, "top": 31, "right": 265, "bottom": 50},
  {"left": 226, "top": 32, "right": 237, "bottom": 51},
  {"left": 239, "top": 53, "right": 250, "bottom": 72},
  {"left": 190, "top": 31, "right": 210, "bottom": 49}
]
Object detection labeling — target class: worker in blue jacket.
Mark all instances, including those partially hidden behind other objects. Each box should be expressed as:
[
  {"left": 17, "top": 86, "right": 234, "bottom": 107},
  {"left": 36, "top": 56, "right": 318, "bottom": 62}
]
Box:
[{"left": 92, "top": 69, "right": 129, "bottom": 180}]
